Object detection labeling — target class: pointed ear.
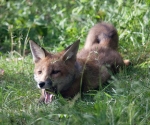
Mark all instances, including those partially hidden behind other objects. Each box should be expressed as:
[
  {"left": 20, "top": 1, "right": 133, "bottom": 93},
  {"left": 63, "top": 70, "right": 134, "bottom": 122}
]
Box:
[
  {"left": 61, "top": 40, "right": 80, "bottom": 62},
  {"left": 29, "top": 40, "right": 46, "bottom": 62}
]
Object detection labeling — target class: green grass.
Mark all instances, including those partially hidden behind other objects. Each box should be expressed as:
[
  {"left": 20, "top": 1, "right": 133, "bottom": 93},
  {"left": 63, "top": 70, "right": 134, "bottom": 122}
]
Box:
[
  {"left": 0, "top": 0, "right": 150, "bottom": 125},
  {"left": 1, "top": 56, "right": 150, "bottom": 125}
]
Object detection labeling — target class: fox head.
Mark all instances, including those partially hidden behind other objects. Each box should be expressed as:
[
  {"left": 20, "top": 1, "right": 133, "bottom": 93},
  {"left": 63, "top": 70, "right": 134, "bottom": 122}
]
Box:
[{"left": 29, "top": 40, "right": 80, "bottom": 94}]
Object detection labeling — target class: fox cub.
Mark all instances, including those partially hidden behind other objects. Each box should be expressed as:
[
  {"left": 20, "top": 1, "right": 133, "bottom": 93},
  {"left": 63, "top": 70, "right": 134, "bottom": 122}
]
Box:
[
  {"left": 84, "top": 22, "right": 118, "bottom": 50},
  {"left": 30, "top": 22, "right": 128, "bottom": 104}
]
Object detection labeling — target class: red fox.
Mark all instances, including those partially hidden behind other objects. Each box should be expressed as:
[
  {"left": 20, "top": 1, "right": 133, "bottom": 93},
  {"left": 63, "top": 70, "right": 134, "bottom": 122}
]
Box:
[
  {"left": 80, "top": 22, "right": 130, "bottom": 67},
  {"left": 30, "top": 22, "right": 128, "bottom": 104}
]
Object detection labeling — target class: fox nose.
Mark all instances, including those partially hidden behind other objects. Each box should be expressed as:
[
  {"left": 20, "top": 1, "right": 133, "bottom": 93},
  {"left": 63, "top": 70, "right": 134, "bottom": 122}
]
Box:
[{"left": 39, "top": 82, "right": 45, "bottom": 88}]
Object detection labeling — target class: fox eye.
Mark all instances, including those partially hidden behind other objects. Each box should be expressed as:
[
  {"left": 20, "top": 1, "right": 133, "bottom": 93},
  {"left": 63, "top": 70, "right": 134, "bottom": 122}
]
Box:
[
  {"left": 51, "top": 70, "right": 60, "bottom": 74},
  {"left": 96, "top": 38, "right": 101, "bottom": 43},
  {"left": 38, "top": 70, "right": 42, "bottom": 74}
]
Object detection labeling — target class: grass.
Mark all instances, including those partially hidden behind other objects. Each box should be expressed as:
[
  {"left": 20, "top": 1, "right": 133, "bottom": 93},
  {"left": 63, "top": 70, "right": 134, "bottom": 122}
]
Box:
[
  {"left": 0, "top": 0, "right": 150, "bottom": 125},
  {"left": 0, "top": 59, "right": 150, "bottom": 125},
  {"left": 1, "top": 46, "right": 150, "bottom": 125}
]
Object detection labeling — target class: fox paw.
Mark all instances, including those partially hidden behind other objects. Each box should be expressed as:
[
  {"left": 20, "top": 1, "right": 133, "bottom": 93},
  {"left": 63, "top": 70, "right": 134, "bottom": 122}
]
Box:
[{"left": 124, "top": 59, "right": 132, "bottom": 66}]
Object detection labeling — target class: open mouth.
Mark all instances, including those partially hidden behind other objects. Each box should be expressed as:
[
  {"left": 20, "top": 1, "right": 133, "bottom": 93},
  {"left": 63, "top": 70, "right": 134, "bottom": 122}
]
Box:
[{"left": 44, "top": 89, "right": 56, "bottom": 104}]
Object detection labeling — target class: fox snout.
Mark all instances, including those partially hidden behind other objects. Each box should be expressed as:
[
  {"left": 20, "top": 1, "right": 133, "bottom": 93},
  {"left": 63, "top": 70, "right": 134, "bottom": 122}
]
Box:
[
  {"left": 38, "top": 79, "right": 52, "bottom": 89},
  {"left": 39, "top": 82, "right": 46, "bottom": 88}
]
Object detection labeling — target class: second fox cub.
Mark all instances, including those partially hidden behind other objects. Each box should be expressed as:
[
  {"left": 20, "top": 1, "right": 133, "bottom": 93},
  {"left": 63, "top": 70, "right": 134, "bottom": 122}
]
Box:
[
  {"left": 80, "top": 22, "right": 130, "bottom": 67},
  {"left": 30, "top": 22, "right": 127, "bottom": 104},
  {"left": 84, "top": 22, "right": 118, "bottom": 50}
]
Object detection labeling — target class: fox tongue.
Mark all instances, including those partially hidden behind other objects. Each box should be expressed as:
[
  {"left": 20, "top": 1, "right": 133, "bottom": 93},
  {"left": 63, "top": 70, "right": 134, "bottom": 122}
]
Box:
[{"left": 44, "top": 91, "right": 54, "bottom": 104}]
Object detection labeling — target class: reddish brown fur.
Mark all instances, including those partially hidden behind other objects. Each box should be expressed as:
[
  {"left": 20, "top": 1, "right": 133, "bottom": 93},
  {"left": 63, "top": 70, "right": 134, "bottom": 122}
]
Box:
[
  {"left": 35, "top": 50, "right": 111, "bottom": 99},
  {"left": 30, "top": 22, "right": 128, "bottom": 103},
  {"left": 84, "top": 22, "right": 118, "bottom": 50},
  {"left": 83, "top": 22, "right": 130, "bottom": 67}
]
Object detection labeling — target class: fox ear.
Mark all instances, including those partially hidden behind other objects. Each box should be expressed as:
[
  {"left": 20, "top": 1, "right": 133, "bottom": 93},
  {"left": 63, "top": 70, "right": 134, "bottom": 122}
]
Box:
[
  {"left": 62, "top": 40, "right": 80, "bottom": 62},
  {"left": 29, "top": 40, "right": 46, "bottom": 62}
]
